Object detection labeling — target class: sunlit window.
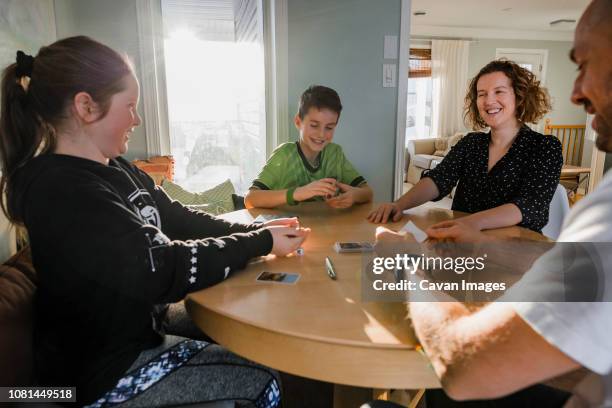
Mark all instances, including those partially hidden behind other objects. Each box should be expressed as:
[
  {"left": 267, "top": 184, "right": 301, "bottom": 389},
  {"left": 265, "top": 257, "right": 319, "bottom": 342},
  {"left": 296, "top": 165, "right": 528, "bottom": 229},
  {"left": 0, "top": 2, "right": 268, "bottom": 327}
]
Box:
[
  {"left": 161, "top": 0, "right": 266, "bottom": 193},
  {"left": 406, "top": 77, "right": 433, "bottom": 140}
]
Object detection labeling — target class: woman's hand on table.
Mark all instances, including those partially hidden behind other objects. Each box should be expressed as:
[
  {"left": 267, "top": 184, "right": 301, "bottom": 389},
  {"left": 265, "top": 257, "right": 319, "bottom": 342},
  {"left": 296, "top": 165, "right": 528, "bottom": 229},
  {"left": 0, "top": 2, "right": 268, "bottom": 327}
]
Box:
[
  {"left": 367, "top": 202, "right": 403, "bottom": 223},
  {"left": 325, "top": 182, "right": 356, "bottom": 208},
  {"left": 266, "top": 225, "right": 310, "bottom": 257},
  {"left": 262, "top": 217, "right": 300, "bottom": 228}
]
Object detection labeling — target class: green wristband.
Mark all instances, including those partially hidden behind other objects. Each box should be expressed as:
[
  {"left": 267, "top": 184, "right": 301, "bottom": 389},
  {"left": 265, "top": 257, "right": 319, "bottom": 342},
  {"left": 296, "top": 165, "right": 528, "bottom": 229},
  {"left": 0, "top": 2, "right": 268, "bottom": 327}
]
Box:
[{"left": 286, "top": 187, "right": 298, "bottom": 206}]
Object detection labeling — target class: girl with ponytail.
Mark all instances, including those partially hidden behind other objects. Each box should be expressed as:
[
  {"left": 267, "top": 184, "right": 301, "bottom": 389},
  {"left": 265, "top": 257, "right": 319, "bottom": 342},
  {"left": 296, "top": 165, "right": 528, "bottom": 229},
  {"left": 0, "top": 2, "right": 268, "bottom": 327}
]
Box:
[{"left": 0, "top": 36, "right": 307, "bottom": 407}]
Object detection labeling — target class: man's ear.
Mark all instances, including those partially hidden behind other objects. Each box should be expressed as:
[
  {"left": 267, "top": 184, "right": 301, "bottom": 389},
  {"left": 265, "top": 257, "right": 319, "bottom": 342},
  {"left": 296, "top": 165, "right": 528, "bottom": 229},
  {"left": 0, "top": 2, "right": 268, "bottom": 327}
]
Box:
[
  {"left": 294, "top": 114, "right": 302, "bottom": 130},
  {"left": 73, "top": 92, "right": 100, "bottom": 123}
]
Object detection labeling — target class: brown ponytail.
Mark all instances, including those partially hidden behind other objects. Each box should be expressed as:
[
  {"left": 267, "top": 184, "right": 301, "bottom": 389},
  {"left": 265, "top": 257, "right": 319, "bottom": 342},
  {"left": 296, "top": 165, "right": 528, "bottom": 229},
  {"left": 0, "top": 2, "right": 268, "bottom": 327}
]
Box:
[{"left": 0, "top": 36, "right": 133, "bottom": 223}]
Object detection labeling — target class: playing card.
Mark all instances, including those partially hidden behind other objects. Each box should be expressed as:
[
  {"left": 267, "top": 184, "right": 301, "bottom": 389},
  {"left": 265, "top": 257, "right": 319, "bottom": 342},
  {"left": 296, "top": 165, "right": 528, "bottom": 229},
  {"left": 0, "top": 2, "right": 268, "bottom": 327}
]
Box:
[{"left": 256, "top": 271, "right": 301, "bottom": 284}]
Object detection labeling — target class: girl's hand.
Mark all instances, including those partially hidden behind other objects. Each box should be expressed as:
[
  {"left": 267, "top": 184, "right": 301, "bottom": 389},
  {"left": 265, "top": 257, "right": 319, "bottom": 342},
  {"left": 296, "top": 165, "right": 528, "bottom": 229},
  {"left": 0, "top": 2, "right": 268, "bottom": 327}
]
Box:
[
  {"left": 262, "top": 217, "right": 300, "bottom": 228},
  {"left": 266, "top": 226, "right": 310, "bottom": 256}
]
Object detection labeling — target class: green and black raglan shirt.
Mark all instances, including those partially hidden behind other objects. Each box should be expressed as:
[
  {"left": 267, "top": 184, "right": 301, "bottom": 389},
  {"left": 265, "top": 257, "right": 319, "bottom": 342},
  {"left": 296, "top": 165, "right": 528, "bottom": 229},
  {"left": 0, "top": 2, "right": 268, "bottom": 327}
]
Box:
[
  {"left": 12, "top": 154, "right": 272, "bottom": 405},
  {"left": 251, "top": 142, "right": 366, "bottom": 198}
]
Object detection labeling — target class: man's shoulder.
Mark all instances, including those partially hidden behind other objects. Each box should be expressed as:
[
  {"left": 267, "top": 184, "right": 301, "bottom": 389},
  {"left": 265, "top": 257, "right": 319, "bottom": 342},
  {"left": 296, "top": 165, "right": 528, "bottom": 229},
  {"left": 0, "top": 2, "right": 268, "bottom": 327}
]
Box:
[{"left": 559, "top": 170, "right": 612, "bottom": 242}]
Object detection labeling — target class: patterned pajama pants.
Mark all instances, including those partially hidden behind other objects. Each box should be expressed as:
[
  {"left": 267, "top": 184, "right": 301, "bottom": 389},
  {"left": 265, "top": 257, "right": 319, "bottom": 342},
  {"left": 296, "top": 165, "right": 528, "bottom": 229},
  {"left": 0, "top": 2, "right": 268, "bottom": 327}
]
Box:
[{"left": 86, "top": 302, "right": 281, "bottom": 408}]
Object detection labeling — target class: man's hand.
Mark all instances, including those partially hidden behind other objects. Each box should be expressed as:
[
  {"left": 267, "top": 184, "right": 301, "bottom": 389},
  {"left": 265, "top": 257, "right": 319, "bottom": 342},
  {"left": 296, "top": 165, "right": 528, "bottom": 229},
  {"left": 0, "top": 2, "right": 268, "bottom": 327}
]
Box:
[
  {"left": 375, "top": 226, "right": 417, "bottom": 243},
  {"left": 426, "top": 219, "right": 489, "bottom": 243},
  {"left": 294, "top": 178, "right": 337, "bottom": 201},
  {"left": 367, "top": 202, "right": 403, "bottom": 223},
  {"left": 325, "top": 182, "right": 357, "bottom": 208}
]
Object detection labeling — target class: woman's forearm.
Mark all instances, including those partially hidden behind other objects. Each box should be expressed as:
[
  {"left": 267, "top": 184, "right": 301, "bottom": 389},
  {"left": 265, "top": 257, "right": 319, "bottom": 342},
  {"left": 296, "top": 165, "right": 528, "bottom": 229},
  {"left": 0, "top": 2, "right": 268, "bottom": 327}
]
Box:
[{"left": 395, "top": 177, "right": 440, "bottom": 210}]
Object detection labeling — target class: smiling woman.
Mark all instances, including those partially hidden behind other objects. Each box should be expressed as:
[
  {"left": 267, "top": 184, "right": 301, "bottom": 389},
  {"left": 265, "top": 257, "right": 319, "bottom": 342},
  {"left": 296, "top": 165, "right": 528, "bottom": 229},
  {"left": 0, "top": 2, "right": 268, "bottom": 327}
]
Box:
[
  {"left": 464, "top": 59, "right": 552, "bottom": 132},
  {"left": 369, "top": 59, "right": 563, "bottom": 235}
]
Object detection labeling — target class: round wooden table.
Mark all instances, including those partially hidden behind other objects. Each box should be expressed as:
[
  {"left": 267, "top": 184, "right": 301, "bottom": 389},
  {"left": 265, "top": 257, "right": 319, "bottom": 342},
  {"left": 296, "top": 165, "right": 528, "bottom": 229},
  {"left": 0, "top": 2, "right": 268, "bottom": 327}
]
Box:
[{"left": 186, "top": 202, "right": 547, "bottom": 392}]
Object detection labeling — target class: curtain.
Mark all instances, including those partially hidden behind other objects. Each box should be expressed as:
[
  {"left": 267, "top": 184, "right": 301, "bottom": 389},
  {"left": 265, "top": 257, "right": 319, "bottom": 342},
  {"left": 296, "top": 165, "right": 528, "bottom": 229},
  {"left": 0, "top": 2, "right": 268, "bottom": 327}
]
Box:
[{"left": 431, "top": 40, "right": 470, "bottom": 138}]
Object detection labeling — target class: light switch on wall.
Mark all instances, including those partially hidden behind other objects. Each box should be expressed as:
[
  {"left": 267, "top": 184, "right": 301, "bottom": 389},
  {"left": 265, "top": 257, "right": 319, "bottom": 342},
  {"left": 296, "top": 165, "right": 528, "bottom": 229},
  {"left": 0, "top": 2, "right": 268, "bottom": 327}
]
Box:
[
  {"left": 382, "top": 64, "right": 396, "bottom": 88},
  {"left": 384, "top": 35, "right": 398, "bottom": 59}
]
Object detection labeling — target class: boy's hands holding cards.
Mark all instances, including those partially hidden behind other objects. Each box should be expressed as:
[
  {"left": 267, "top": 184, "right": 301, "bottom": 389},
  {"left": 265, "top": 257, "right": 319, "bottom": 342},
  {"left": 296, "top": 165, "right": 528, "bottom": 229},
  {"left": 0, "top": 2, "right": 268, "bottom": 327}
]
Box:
[
  {"left": 325, "top": 182, "right": 357, "bottom": 209},
  {"left": 266, "top": 225, "right": 310, "bottom": 257},
  {"left": 294, "top": 178, "right": 337, "bottom": 201}
]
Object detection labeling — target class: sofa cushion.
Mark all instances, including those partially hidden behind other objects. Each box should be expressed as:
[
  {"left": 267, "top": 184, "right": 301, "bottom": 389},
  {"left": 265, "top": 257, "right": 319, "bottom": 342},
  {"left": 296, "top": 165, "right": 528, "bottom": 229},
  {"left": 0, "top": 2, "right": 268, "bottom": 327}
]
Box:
[
  {"left": 0, "top": 247, "right": 36, "bottom": 386},
  {"left": 412, "top": 154, "right": 445, "bottom": 170},
  {"left": 434, "top": 138, "right": 447, "bottom": 152},
  {"left": 161, "top": 179, "right": 236, "bottom": 215}
]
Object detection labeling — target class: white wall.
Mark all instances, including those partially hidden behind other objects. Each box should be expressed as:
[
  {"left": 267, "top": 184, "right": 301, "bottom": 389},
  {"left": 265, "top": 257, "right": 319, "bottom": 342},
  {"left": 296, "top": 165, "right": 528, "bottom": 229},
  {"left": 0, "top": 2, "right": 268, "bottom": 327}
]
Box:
[{"left": 53, "top": 0, "right": 149, "bottom": 161}]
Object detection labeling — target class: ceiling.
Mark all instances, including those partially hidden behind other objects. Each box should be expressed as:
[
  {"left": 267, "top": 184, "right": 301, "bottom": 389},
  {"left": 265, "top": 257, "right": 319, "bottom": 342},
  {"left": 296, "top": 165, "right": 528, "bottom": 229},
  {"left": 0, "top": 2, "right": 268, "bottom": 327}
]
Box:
[{"left": 410, "top": 0, "right": 591, "bottom": 41}]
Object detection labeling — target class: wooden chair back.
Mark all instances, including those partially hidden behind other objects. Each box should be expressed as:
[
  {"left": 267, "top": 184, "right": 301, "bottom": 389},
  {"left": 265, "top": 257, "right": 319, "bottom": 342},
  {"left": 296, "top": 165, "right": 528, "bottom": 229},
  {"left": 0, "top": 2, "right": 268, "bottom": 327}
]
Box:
[
  {"left": 544, "top": 119, "right": 586, "bottom": 166},
  {"left": 132, "top": 155, "right": 175, "bottom": 185}
]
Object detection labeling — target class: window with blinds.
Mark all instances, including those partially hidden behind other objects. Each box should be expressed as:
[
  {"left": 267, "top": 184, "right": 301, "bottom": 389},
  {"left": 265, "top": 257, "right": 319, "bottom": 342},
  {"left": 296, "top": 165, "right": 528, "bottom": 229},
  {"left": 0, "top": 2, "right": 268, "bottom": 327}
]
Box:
[
  {"left": 406, "top": 47, "right": 433, "bottom": 140},
  {"left": 408, "top": 48, "right": 431, "bottom": 78},
  {"left": 161, "top": 0, "right": 266, "bottom": 193}
]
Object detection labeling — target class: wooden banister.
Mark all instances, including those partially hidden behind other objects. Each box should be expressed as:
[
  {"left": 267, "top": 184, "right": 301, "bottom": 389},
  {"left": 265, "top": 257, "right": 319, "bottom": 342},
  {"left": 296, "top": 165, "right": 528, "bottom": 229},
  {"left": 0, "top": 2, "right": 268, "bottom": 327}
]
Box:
[{"left": 544, "top": 119, "right": 586, "bottom": 166}]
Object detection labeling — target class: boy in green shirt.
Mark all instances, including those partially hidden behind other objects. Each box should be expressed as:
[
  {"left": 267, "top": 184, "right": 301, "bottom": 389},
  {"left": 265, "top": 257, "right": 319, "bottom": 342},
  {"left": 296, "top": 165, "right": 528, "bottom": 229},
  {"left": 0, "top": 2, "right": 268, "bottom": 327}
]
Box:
[{"left": 245, "top": 85, "right": 373, "bottom": 208}]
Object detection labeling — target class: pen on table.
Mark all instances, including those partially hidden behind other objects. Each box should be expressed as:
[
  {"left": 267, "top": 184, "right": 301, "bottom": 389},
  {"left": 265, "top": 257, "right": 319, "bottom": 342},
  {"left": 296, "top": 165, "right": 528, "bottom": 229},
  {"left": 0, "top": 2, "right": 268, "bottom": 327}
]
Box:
[{"left": 325, "top": 256, "right": 337, "bottom": 280}]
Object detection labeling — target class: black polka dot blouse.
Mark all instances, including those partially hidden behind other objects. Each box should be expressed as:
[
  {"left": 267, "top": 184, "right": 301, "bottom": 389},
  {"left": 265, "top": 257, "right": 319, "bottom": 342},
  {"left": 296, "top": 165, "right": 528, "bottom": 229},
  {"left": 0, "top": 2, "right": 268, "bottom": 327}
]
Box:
[{"left": 423, "top": 126, "right": 563, "bottom": 233}]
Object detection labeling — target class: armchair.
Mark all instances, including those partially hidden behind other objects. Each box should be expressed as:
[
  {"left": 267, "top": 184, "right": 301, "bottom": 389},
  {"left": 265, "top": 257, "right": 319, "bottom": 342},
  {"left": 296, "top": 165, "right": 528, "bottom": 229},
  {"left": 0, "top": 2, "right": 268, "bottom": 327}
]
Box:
[{"left": 405, "top": 132, "right": 465, "bottom": 187}]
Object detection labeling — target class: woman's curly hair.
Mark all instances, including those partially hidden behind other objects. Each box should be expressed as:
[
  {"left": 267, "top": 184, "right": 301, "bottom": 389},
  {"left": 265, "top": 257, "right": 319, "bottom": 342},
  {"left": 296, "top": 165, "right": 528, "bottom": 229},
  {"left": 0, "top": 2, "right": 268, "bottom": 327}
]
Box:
[{"left": 464, "top": 59, "right": 551, "bottom": 130}]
